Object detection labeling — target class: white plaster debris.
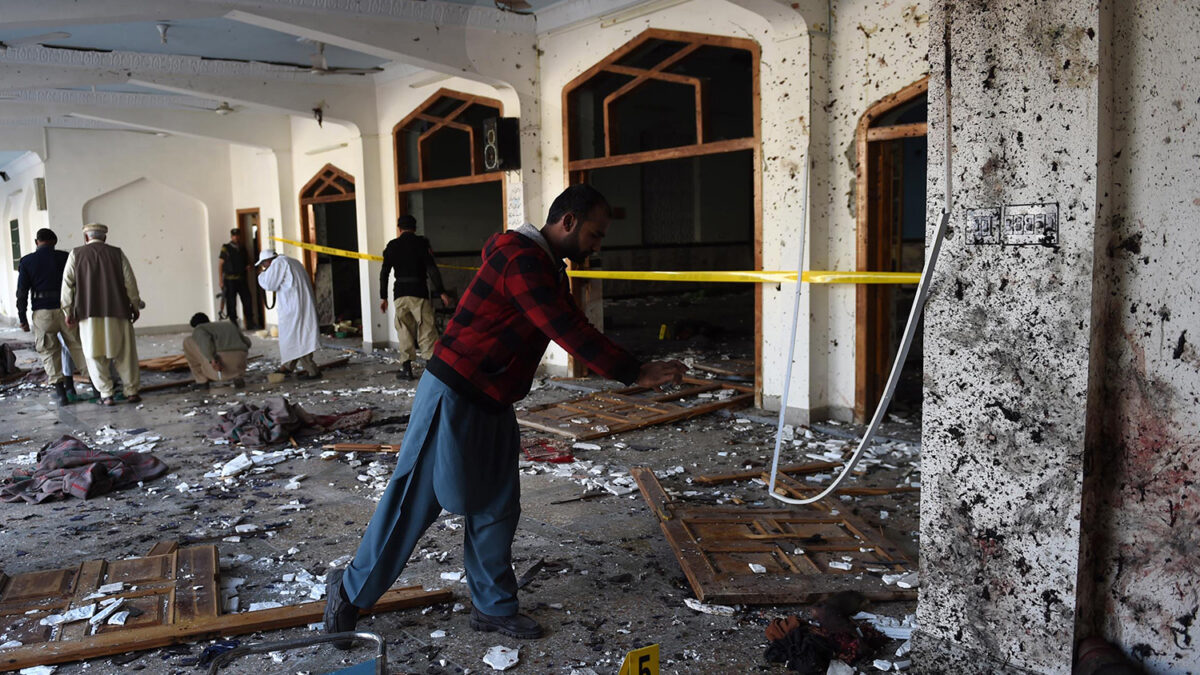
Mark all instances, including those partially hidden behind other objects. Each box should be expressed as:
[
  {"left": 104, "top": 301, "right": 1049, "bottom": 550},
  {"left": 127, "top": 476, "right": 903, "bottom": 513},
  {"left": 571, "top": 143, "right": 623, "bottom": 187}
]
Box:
[
  {"left": 881, "top": 572, "right": 919, "bottom": 589},
  {"left": 247, "top": 601, "right": 283, "bottom": 611},
  {"left": 88, "top": 599, "right": 124, "bottom": 625},
  {"left": 19, "top": 666, "right": 56, "bottom": 675},
  {"left": 570, "top": 669, "right": 600, "bottom": 675},
  {"left": 873, "top": 659, "right": 894, "bottom": 671},
  {"left": 430, "top": 629, "right": 447, "bottom": 638},
  {"left": 748, "top": 563, "right": 767, "bottom": 574},
  {"left": 0, "top": 640, "right": 22, "bottom": 649},
  {"left": 220, "top": 453, "right": 254, "bottom": 477},
  {"left": 828, "top": 561, "right": 853, "bottom": 571},
  {"left": 852, "top": 612, "right": 917, "bottom": 640},
  {"left": 893, "top": 659, "right": 911, "bottom": 670},
  {"left": 108, "top": 610, "right": 131, "bottom": 626},
  {"left": 483, "top": 645, "right": 519, "bottom": 671},
  {"left": 896, "top": 639, "right": 912, "bottom": 657},
  {"left": 440, "top": 571, "right": 464, "bottom": 582},
  {"left": 40, "top": 604, "right": 95, "bottom": 626},
  {"left": 572, "top": 442, "right": 601, "bottom": 451},
  {"left": 826, "top": 661, "right": 855, "bottom": 675},
  {"left": 684, "top": 598, "right": 737, "bottom": 616},
  {"left": 234, "top": 523, "right": 259, "bottom": 534}
]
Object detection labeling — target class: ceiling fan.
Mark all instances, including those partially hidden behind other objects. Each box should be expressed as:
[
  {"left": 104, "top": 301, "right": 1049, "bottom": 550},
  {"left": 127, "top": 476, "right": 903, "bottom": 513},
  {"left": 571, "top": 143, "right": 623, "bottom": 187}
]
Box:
[
  {"left": 0, "top": 32, "right": 71, "bottom": 50},
  {"left": 298, "top": 41, "right": 383, "bottom": 76}
]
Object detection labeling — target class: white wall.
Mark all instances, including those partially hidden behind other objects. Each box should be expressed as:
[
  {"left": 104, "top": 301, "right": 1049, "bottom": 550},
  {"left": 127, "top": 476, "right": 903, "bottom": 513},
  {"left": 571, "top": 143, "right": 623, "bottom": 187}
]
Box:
[
  {"left": 82, "top": 178, "right": 210, "bottom": 328},
  {"left": 0, "top": 152, "right": 48, "bottom": 323},
  {"left": 43, "top": 128, "right": 233, "bottom": 330}
]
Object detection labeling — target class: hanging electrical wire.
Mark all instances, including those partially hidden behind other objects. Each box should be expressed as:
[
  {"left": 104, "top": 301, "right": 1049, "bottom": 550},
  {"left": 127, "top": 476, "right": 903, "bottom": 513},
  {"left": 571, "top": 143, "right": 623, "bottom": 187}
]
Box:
[{"left": 766, "top": 3, "right": 955, "bottom": 505}]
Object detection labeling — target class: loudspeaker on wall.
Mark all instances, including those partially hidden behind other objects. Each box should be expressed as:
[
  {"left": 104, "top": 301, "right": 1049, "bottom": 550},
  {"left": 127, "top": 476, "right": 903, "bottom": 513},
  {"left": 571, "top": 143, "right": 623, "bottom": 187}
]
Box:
[{"left": 482, "top": 117, "right": 520, "bottom": 172}]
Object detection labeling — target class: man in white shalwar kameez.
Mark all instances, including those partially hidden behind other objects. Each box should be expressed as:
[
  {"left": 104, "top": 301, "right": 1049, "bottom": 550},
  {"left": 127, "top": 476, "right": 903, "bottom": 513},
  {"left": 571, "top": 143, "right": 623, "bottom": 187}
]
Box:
[
  {"left": 61, "top": 223, "right": 142, "bottom": 405},
  {"left": 255, "top": 250, "right": 322, "bottom": 379}
]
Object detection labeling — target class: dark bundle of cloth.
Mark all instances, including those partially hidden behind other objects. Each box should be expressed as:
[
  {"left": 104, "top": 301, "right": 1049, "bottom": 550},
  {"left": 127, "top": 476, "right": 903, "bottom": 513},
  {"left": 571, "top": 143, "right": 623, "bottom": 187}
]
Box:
[
  {"left": 209, "top": 396, "right": 372, "bottom": 448},
  {"left": 0, "top": 343, "right": 20, "bottom": 379},
  {"left": 764, "top": 592, "right": 886, "bottom": 673},
  {"left": 1, "top": 435, "right": 169, "bottom": 504}
]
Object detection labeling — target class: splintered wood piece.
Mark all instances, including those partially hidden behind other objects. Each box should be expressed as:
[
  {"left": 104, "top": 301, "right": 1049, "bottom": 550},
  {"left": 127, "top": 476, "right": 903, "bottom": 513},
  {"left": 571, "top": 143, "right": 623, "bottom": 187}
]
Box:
[
  {"left": 631, "top": 467, "right": 916, "bottom": 605},
  {"left": 137, "top": 355, "right": 190, "bottom": 372},
  {"left": 519, "top": 382, "right": 752, "bottom": 440},
  {"left": 767, "top": 472, "right": 920, "bottom": 498},
  {"left": 321, "top": 443, "right": 401, "bottom": 453},
  {"left": 316, "top": 356, "right": 351, "bottom": 370},
  {"left": 694, "top": 461, "right": 845, "bottom": 485},
  {"left": 691, "top": 359, "right": 755, "bottom": 378},
  {"left": 0, "top": 438, "right": 30, "bottom": 447},
  {"left": 0, "top": 542, "right": 452, "bottom": 673}
]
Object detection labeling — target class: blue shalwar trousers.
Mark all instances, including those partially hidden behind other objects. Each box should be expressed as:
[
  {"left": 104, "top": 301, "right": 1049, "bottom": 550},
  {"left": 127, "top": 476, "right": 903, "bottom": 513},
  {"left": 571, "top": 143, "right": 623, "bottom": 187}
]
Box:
[{"left": 342, "top": 371, "right": 522, "bottom": 616}]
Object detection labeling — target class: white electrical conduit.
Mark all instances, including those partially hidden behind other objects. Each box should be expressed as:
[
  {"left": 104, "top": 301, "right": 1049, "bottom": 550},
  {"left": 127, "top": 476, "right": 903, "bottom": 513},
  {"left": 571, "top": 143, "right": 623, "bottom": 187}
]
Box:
[{"left": 766, "top": 6, "right": 955, "bottom": 505}]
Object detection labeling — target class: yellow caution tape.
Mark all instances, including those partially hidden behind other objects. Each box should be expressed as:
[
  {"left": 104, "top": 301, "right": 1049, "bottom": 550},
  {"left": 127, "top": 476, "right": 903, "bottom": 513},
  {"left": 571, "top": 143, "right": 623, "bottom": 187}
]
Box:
[{"left": 271, "top": 237, "right": 920, "bottom": 284}]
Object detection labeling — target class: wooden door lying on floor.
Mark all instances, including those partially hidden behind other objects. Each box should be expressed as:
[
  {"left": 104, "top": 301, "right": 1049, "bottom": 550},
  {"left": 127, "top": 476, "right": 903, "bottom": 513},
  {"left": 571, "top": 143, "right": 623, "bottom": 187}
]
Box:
[
  {"left": 632, "top": 468, "right": 916, "bottom": 605},
  {"left": 0, "top": 541, "right": 450, "bottom": 672},
  {"left": 518, "top": 377, "right": 752, "bottom": 440}
]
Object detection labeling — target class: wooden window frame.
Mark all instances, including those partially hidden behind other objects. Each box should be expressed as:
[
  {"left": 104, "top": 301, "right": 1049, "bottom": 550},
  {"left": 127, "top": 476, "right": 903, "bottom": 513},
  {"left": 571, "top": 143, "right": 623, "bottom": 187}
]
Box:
[
  {"left": 299, "top": 163, "right": 356, "bottom": 277},
  {"left": 561, "top": 29, "right": 763, "bottom": 399},
  {"left": 854, "top": 76, "right": 929, "bottom": 422},
  {"left": 391, "top": 88, "right": 507, "bottom": 227}
]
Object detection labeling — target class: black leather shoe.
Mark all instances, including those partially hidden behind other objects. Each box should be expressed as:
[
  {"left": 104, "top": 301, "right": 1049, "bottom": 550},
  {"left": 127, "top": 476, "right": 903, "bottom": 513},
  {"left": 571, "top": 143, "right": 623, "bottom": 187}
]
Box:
[
  {"left": 469, "top": 607, "right": 543, "bottom": 639},
  {"left": 323, "top": 568, "right": 359, "bottom": 649}
]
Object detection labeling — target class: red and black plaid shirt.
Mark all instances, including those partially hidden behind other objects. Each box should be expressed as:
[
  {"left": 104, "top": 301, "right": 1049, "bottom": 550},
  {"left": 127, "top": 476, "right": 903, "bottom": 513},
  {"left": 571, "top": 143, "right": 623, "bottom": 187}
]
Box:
[{"left": 428, "top": 226, "right": 641, "bottom": 409}]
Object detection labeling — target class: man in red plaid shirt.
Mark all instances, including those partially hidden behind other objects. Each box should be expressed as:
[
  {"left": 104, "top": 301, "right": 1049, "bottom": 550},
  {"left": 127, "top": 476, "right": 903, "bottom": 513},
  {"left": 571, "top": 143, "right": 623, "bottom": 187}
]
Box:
[{"left": 326, "top": 185, "right": 686, "bottom": 643}]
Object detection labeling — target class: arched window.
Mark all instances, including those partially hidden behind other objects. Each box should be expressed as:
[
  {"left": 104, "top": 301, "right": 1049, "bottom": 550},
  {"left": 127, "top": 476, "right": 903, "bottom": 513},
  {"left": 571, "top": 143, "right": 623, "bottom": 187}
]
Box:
[
  {"left": 563, "top": 29, "right": 762, "bottom": 388},
  {"left": 855, "top": 77, "right": 928, "bottom": 421},
  {"left": 392, "top": 89, "right": 506, "bottom": 290}
]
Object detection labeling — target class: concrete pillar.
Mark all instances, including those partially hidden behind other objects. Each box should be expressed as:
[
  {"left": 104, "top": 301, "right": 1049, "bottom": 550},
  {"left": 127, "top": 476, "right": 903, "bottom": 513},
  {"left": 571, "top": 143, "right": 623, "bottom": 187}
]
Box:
[
  {"left": 915, "top": 1, "right": 1103, "bottom": 673},
  {"left": 357, "top": 132, "right": 389, "bottom": 348}
]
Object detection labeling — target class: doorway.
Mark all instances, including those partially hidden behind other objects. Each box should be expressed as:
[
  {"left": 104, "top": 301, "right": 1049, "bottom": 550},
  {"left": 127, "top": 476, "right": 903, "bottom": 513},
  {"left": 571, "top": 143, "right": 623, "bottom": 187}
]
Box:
[
  {"left": 235, "top": 207, "right": 265, "bottom": 330},
  {"left": 300, "top": 164, "right": 360, "bottom": 328},
  {"left": 855, "top": 78, "right": 929, "bottom": 422}
]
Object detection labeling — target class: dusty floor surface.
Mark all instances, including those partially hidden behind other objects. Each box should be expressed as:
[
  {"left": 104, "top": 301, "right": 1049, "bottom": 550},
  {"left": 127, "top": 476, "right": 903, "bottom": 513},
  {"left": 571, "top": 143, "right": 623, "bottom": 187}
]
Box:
[{"left": 0, "top": 325, "right": 921, "bottom": 675}]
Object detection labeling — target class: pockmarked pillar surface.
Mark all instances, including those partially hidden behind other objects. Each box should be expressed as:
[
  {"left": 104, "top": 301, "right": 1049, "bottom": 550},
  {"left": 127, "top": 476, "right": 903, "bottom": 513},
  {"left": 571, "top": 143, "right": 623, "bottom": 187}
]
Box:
[{"left": 916, "top": 1, "right": 1101, "bottom": 673}]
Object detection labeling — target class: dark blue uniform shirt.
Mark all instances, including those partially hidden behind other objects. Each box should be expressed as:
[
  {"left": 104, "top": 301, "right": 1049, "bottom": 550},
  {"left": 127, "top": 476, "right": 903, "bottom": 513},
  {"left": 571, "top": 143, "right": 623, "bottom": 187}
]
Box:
[{"left": 15, "top": 245, "right": 69, "bottom": 326}]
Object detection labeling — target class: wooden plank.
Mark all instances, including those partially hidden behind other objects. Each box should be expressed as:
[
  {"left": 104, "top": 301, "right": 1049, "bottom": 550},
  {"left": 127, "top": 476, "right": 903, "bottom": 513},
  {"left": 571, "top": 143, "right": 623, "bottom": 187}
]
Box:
[
  {"left": 396, "top": 172, "right": 503, "bottom": 193},
  {"left": 567, "top": 137, "right": 755, "bottom": 172},
  {"left": 0, "top": 438, "right": 30, "bottom": 447},
  {"left": 173, "top": 546, "right": 220, "bottom": 623},
  {"left": 0, "top": 586, "right": 452, "bottom": 672},
  {"left": 866, "top": 122, "right": 928, "bottom": 142},
  {"left": 693, "top": 461, "right": 845, "bottom": 485},
  {"left": 321, "top": 443, "right": 401, "bottom": 453},
  {"left": 768, "top": 473, "right": 920, "bottom": 498}
]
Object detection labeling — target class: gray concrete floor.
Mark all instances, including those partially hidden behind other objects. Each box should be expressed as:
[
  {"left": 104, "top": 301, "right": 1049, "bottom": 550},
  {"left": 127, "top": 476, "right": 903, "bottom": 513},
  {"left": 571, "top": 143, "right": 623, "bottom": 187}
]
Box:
[{"left": 0, "top": 326, "right": 920, "bottom": 674}]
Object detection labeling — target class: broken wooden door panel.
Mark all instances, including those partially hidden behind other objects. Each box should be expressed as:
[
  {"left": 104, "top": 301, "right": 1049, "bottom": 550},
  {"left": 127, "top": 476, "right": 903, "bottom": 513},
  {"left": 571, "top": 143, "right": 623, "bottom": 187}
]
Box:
[
  {"left": 632, "top": 467, "right": 916, "bottom": 605},
  {"left": 0, "top": 541, "right": 453, "bottom": 673},
  {"left": 519, "top": 381, "right": 753, "bottom": 440}
]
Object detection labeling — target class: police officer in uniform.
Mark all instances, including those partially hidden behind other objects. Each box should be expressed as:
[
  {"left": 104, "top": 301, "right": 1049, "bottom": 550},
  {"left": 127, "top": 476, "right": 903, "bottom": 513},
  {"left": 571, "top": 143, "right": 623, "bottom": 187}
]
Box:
[
  {"left": 16, "top": 228, "right": 90, "bottom": 406},
  {"left": 218, "top": 228, "right": 253, "bottom": 329},
  {"left": 379, "top": 215, "right": 454, "bottom": 379}
]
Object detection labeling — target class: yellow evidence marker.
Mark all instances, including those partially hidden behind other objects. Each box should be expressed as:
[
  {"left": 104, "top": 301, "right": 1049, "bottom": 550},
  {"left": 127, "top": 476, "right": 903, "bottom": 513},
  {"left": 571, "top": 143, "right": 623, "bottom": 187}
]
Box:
[{"left": 618, "top": 644, "right": 659, "bottom": 675}]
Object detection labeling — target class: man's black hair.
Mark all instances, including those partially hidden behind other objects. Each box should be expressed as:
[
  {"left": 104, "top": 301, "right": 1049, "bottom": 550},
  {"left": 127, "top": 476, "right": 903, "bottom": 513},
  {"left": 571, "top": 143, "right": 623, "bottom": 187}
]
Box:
[
  {"left": 35, "top": 228, "right": 56, "bottom": 244},
  {"left": 230, "top": 228, "right": 241, "bottom": 237},
  {"left": 190, "top": 312, "right": 210, "bottom": 328},
  {"left": 546, "top": 184, "right": 609, "bottom": 226},
  {"left": 397, "top": 215, "right": 417, "bottom": 231}
]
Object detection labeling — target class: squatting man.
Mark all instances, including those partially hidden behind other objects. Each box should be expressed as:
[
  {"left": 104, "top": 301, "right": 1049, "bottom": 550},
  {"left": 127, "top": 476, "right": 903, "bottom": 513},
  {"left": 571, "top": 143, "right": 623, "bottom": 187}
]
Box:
[{"left": 324, "top": 185, "right": 687, "bottom": 641}]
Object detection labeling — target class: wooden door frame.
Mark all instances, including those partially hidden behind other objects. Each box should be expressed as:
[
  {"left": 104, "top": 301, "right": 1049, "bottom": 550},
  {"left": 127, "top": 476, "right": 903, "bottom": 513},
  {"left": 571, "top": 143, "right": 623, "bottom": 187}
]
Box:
[
  {"left": 854, "top": 76, "right": 928, "bottom": 422},
  {"left": 235, "top": 207, "right": 263, "bottom": 328},
  {"left": 298, "top": 163, "right": 356, "bottom": 278},
  {"left": 560, "top": 28, "right": 762, "bottom": 399}
]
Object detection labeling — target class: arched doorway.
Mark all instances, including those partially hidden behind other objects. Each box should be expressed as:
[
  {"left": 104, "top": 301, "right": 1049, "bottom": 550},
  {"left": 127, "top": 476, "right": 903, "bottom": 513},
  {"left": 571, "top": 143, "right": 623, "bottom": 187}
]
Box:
[
  {"left": 299, "top": 164, "right": 359, "bottom": 328},
  {"left": 393, "top": 89, "right": 506, "bottom": 298},
  {"left": 855, "top": 77, "right": 928, "bottom": 422},
  {"left": 563, "top": 29, "right": 762, "bottom": 386}
]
